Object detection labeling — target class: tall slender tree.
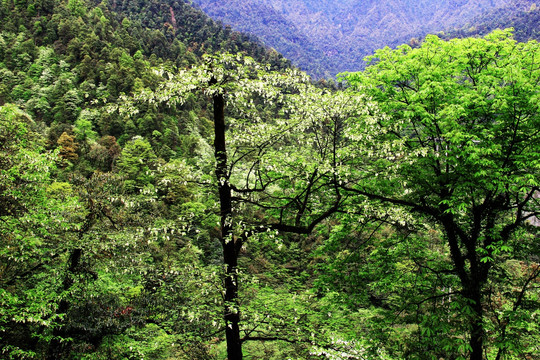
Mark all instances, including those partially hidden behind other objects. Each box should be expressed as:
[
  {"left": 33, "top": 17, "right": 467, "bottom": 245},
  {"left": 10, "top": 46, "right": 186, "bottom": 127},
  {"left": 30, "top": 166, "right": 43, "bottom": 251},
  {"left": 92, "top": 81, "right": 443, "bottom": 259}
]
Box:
[{"left": 125, "top": 53, "right": 371, "bottom": 359}]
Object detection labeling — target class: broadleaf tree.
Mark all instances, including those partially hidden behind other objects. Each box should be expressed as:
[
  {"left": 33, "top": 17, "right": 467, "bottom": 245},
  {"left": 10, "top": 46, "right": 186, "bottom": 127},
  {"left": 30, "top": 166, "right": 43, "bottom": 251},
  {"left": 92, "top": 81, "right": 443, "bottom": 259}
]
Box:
[
  {"left": 0, "top": 104, "right": 82, "bottom": 359},
  {"left": 342, "top": 29, "right": 540, "bottom": 359}
]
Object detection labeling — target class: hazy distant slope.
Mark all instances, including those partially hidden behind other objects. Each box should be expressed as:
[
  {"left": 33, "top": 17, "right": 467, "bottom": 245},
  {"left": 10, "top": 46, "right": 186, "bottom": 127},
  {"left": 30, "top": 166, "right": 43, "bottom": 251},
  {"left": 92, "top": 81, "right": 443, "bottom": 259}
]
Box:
[
  {"left": 438, "top": 1, "right": 540, "bottom": 42},
  {"left": 191, "top": 0, "right": 535, "bottom": 77}
]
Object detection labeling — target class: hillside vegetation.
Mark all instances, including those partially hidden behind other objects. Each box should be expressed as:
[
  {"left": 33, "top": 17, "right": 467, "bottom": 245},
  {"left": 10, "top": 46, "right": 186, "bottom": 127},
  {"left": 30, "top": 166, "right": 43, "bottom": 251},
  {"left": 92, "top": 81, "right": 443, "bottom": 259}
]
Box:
[
  {"left": 0, "top": 0, "right": 539, "bottom": 359},
  {"left": 437, "top": 1, "right": 540, "bottom": 41}
]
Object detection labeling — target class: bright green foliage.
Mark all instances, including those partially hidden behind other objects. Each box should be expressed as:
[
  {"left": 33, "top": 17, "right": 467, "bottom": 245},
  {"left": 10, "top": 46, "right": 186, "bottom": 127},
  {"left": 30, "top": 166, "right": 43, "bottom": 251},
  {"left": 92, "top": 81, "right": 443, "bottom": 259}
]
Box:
[
  {"left": 74, "top": 110, "right": 98, "bottom": 143},
  {"left": 0, "top": 104, "right": 76, "bottom": 359},
  {"left": 1, "top": 0, "right": 540, "bottom": 358},
  {"left": 346, "top": 30, "right": 540, "bottom": 216},
  {"left": 343, "top": 30, "right": 540, "bottom": 358},
  {"left": 116, "top": 136, "right": 157, "bottom": 193}
]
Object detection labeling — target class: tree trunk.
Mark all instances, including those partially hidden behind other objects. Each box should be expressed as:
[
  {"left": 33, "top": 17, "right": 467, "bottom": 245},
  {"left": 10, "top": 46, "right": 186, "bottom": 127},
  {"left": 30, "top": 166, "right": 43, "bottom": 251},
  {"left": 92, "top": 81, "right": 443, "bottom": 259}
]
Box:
[
  {"left": 213, "top": 88, "right": 243, "bottom": 360},
  {"left": 441, "top": 215, "right": 486, "bottom": 360},
  {"left": 223, "top": 243, "right": 242, "bottom": 360},
  {"left": 466, "top": 283, "right": 484, "bottom": 360}
]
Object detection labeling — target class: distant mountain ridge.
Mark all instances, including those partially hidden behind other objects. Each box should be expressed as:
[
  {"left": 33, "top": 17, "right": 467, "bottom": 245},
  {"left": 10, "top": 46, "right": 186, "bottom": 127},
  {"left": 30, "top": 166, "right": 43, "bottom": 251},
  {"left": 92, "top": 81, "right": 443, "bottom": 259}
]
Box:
[{"left": 191, "top": 0, "right": 537, "bottom": 77}]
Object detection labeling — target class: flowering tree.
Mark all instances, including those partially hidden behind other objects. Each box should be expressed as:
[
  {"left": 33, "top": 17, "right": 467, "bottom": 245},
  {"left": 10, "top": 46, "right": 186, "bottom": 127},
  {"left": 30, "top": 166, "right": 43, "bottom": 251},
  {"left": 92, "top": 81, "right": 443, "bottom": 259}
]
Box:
[{"left": 125, "top": 53, "right": 374, "bottom": 359}]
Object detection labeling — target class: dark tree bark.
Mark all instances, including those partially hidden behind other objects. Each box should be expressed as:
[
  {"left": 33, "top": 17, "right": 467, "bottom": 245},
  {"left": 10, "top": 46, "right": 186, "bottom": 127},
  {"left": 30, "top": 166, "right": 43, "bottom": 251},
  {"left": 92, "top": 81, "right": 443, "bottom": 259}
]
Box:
[
  {"left": 212, "top": 87, "right": 243, "bottom": 360},
  {"left": 465, "top": 281, "right": 485, "bottom": 360},
  {"left": 441, "top": 213, "right": 486, "bottom": 360},
  {"left": 210, "top": 79, "right": 343, "bottom": 359}
]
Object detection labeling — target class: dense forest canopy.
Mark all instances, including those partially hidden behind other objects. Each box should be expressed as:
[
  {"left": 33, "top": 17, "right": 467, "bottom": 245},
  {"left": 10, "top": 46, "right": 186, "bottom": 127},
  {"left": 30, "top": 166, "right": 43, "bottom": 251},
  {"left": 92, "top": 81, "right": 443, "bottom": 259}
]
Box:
[{"left": 0, "top": 0, "right": 539, "bottom": 359}]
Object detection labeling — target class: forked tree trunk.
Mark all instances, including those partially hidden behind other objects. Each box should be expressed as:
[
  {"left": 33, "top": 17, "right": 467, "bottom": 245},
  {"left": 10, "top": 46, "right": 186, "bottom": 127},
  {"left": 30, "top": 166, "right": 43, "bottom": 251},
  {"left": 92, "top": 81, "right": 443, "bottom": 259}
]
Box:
[
  {"left": 212, "top": 88, "right": 243, "bottom": 360},
  {"left": 442, "top": 216, "right": 486, "bottom": 360}
]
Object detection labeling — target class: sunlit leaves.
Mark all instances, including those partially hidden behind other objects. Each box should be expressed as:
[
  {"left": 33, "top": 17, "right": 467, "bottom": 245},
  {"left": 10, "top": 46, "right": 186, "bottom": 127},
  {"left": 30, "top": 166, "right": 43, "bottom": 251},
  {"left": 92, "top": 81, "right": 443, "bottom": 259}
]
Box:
[
  {"left": 341, "top": 30, "right": 540, "bottom": 358},
  {"left": 0, "top": 104, "right": 79, "bottom": 358}
]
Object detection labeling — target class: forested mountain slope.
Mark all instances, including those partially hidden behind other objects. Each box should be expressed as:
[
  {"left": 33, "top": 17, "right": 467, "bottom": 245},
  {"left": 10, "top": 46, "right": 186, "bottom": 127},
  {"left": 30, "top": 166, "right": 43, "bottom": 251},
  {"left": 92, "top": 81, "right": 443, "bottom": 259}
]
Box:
[
  {"left": 0, "top": 0, "right": 289, "bottom": 152},
  {"left": 1, "top": 0, "right": 539, "bottom": 359},
  {"left": 191, "top": 0, "right": 536, "bottom": 77},
  {"left": 0, "top": 0, "right": 293, "bottom": 358},
  {"left": 437, "top": 1, "right": 540, "bottom": 41}
]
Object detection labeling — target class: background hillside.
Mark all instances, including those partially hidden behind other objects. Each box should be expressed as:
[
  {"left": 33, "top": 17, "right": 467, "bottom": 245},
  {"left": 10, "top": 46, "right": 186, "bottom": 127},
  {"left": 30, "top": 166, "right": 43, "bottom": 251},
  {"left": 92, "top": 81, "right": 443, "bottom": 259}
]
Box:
[
  {"left": 437, "top": 1, "right": 540, "bottom": 41},
  {"left": 191, "top": 0, "right": 538, "bottom": 77}
]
